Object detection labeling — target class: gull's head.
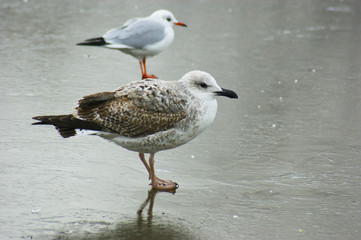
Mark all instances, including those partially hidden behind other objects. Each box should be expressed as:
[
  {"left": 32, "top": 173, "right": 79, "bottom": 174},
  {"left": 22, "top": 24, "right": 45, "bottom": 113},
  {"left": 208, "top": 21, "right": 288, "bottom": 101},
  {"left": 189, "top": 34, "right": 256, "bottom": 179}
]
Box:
[
  {"left": 151, "top": 9, "right": 187, "bottom": 28},
  {"left": 180, "top": 70, "right": 238, "bottom": 101}
]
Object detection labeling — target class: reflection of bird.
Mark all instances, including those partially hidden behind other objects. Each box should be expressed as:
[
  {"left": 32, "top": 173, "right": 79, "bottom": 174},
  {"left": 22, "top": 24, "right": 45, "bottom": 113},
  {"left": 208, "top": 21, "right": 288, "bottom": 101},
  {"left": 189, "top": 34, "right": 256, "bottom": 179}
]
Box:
[
  {"left": 32, "top": 71, "right": 238, "bottom": 191},
  {"left": 54, "top": 189, "right": 197, "bottom": 239},
  {"left": 77, "top": 9, "right": 187, "bottom": 79}
]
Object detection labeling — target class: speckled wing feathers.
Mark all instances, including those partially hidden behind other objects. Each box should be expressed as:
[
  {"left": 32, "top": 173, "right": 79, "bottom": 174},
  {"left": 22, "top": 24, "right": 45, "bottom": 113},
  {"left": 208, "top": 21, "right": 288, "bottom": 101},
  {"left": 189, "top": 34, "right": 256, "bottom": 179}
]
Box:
[
  {"left": 115, "top": 80, "right": 187, "bottom": 113},
  {"left": 75, "top": 80, "right": 187, "bottom": 138}
]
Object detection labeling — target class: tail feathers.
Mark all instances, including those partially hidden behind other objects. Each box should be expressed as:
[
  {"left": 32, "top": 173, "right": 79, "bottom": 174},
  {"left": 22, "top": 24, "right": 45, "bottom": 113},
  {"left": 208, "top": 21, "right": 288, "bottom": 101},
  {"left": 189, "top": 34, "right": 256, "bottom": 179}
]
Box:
[
  {"left": 32, "top": 114, "right": 103, "bottom": 138},
  {"left": 77, "top": 37, "right": 107, "bottom": 46}
]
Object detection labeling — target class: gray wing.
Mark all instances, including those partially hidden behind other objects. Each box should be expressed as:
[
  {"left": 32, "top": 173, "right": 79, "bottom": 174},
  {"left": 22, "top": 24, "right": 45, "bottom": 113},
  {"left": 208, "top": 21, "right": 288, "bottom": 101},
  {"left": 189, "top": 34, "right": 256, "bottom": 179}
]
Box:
[
  {"left": 103, "top": 18, "right": 165, "bottom": 49},
  {"left": 122, "top": 17, "right": 140, "bottom": 26}
]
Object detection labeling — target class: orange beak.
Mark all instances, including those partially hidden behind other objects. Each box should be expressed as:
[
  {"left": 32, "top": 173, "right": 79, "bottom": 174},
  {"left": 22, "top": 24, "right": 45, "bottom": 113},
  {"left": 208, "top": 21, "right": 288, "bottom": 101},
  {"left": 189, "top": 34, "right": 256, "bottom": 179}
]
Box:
[{"left": 174, "top": 22, "right": 187, "bottom": 27}]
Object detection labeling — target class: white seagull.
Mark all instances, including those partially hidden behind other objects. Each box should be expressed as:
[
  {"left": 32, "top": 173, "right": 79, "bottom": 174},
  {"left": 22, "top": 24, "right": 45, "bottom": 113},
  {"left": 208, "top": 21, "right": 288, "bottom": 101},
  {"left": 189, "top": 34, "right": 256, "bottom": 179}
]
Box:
[
  {"left": 77, "top": 9, "right": 187, "bottom": 79},
  {"left": 32, "top": 71, "right": 238, "bottom": 191}
]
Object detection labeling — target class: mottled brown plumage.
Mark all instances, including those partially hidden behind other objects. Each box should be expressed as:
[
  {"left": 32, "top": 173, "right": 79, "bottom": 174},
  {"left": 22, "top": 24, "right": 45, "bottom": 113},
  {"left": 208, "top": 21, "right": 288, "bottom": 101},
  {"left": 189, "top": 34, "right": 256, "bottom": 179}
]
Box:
[{"left": 75, "top": 92, "right": 186, "bottom": 137}]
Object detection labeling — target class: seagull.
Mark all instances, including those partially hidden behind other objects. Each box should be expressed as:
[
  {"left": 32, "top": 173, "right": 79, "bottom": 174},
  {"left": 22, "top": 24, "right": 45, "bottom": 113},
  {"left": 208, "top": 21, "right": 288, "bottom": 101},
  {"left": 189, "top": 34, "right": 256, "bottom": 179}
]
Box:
[
  {"left": 77, "top": 9, "right": 187, "bottom": 80},
  {"left": 32, "top": 70, "right": 238, "bottom": 191}
]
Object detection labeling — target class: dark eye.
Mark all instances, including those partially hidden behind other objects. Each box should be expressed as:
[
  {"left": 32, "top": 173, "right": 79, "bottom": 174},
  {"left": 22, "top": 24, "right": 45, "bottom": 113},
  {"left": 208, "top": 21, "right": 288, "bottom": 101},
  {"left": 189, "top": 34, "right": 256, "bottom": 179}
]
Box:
[
  {"left": 166, "top": 17, "right": 171, "bottom": 22},
  {"left": 199, "top": 83, "right": 208, "bottom": 88}
]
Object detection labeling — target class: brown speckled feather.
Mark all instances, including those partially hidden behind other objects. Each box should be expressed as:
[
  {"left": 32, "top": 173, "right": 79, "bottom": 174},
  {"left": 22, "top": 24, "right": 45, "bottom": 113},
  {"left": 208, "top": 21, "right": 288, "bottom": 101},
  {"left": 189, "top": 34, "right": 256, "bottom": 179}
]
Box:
[{"left": 74, "top": 80, "right": 187, "bottom": 138}]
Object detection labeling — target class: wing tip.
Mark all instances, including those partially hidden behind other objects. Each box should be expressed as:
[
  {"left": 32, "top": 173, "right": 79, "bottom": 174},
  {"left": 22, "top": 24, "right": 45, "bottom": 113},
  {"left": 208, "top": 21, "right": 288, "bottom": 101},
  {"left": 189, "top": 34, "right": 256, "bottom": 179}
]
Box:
[{"left": 76, "top": 37, "right": 106, "bottom": 46}]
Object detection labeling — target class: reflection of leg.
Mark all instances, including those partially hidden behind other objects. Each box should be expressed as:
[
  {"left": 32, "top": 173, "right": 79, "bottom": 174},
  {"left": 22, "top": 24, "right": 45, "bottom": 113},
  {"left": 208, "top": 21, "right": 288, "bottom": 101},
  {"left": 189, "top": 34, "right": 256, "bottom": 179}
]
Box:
[
  {"left": 149, "top": 153, "right": 178, "bottom": 191},
  {"left": 138, "top": 152, "right": 151, "bottom": 179},
  {"left": 137, "top": 189, "right": 153, "bottom": 216},
  {"left": 148, "top": 189, "right": 156, "bottom": 218},
  {"left": 137, "top": 189, "right": 158, "bottom": 222},
  {"left": 137, "top": 189, "right": 173, "bottom": 219}
]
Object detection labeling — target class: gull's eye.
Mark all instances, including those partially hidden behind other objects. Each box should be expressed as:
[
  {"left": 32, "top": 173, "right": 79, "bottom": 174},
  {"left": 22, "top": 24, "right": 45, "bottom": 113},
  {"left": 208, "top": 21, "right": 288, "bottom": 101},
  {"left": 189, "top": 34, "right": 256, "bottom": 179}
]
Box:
[
  {"left": 166, "top": 17, "right": 171, "bottom": 22},
  {"left": 199, "top": 82, "right": 208, "bottom": 88}
]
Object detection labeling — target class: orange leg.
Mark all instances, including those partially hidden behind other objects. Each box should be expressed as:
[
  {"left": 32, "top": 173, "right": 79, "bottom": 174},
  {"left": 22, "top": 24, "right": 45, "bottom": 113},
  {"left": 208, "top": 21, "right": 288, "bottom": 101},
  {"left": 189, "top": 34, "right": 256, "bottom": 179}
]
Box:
[
  {"left": 139, "top": 61, "right": 145, "bottom": 77},
  {"left": 139, "top": 58, "right": 158, "bottom": 79}
]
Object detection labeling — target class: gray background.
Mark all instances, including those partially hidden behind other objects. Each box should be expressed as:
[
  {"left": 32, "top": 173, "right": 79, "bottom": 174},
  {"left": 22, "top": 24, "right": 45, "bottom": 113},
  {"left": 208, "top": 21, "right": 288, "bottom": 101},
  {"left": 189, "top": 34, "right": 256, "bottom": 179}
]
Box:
[{"left": 1, "top": 0, "right": 361, "bottom": 239}]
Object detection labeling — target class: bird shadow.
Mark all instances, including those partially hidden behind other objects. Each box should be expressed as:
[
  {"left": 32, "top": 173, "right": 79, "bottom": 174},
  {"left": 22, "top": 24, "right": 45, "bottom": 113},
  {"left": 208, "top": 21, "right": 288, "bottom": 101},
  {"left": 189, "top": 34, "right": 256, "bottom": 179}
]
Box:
[{"left": 54, "top": 189, "right": 198, "bottom": 240}]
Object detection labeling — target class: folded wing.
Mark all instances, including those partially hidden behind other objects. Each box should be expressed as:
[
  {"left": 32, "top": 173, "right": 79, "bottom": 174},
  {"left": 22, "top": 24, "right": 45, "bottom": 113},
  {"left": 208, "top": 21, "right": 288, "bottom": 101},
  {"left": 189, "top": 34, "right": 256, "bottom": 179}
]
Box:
[{"left": 74, "top": 81, "right": 187, "bottom": 138}]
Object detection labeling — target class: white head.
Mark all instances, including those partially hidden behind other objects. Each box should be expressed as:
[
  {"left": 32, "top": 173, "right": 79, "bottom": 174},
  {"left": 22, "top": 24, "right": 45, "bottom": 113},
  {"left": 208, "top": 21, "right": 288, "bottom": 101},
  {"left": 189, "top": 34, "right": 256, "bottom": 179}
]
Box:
[
  {"left": 179, "top": 70, "right": 238, "bottom": 101},
  {"left": 151, "top": 9, "right": 187, "bottom": 28}
]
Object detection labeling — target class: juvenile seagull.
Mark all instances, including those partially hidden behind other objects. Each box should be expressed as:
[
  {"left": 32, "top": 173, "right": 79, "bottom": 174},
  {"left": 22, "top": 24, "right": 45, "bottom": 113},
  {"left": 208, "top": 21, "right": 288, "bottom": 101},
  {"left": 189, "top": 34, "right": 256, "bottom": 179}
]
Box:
[
  {"left": 77, "top": 9, "right": 187, "bottom": 79},
  {"left": 32, "top": 71, "right": 238, "bottom": 191}
]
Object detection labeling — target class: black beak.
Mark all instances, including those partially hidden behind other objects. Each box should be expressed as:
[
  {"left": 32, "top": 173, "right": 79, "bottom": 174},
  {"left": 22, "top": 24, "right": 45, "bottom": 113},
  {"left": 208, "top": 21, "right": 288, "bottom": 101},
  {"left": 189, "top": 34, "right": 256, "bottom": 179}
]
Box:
[{"left": 214, "top": 88, "right": 238, "bottom": 99}]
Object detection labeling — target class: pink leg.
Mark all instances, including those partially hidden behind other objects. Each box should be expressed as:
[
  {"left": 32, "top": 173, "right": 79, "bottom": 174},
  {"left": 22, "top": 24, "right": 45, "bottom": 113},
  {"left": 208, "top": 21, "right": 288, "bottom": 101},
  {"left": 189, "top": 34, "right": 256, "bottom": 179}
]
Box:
[
  {"left": 138, "top": 152, "right": 151, "bottom": 179},
  {"left": 148, "top": 153, "right": 178, "bottom": 190}
]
